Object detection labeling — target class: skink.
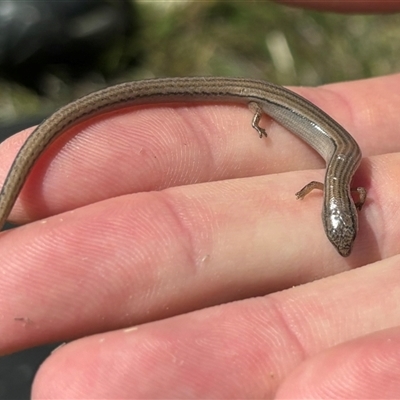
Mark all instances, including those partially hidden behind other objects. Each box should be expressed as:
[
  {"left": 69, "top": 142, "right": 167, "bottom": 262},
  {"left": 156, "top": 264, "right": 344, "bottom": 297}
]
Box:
[{"left": 0, "top": 77, "right": 366, "bottom": 256}]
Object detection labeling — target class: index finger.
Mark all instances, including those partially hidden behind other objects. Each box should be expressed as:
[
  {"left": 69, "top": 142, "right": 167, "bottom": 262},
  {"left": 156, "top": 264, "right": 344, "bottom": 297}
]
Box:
[{"left": 0, "top": 74, "right": 399, "bottom": 225}]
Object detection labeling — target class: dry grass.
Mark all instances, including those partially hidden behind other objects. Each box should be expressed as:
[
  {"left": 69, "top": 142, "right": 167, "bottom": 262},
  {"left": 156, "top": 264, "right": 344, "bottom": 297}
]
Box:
[{"left": 1, "top": 1, "right": 400, "bottom": 122}]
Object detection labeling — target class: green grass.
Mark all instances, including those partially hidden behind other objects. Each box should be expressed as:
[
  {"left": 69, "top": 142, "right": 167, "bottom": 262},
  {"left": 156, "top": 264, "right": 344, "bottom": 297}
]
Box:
[{"left": 1, "top": 1, "right": 400, "bottom": 123}]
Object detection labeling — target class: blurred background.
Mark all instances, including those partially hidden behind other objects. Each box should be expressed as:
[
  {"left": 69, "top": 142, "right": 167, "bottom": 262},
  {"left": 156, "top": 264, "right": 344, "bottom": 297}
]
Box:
[{"left": 0, "top": 0, "right": 399, "bottom": 398}]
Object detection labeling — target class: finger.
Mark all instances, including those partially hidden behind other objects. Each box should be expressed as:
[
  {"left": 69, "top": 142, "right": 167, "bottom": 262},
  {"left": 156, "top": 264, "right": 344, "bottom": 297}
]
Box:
[
  {"left": 1, "top": 74, "right": 400, "bottom": 223},
  {"left": 273, "top": 0, "right": 400, "bottom": 13},
  {"left": 295, "top": 73, "right": 400, "bottom": 159},
  {"left": 2, "top": 169, "right": 334, "bottom": 353},
  {"left": 276, "top": 326, "right": 400, "bottom": 398},
  {"left": 2, "top": 150, "right": 399, "bottom": 354},
  {"left": 30, "top": 253, "right": 400, "bottom": 398}
]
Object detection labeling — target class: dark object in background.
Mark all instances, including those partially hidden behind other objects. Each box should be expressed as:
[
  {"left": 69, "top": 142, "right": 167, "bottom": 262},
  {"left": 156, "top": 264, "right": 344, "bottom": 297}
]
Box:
[
  {"left": 0, "top": 344, "right": 60, "bottom": 399},
  {"left": 0, "top": 0, "right": 137, "bottom": 92},
  {"left": 0, "top": 116, "right": 47, "bottom": 143}
]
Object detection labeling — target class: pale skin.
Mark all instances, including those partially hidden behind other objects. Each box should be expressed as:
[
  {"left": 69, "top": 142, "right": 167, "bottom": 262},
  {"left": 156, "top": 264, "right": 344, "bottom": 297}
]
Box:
[{"left": 2, "top": 5, "right": 400, "bottom": 399}]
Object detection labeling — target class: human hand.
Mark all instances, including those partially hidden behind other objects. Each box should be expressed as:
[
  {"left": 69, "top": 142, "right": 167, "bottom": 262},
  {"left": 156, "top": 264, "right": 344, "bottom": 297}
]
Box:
[
  {"left": 274, "top": 0, "right": 400, "bottom": 13},
  {"left": 0, "top": 71, "right": 400, "bottom": 397}
]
